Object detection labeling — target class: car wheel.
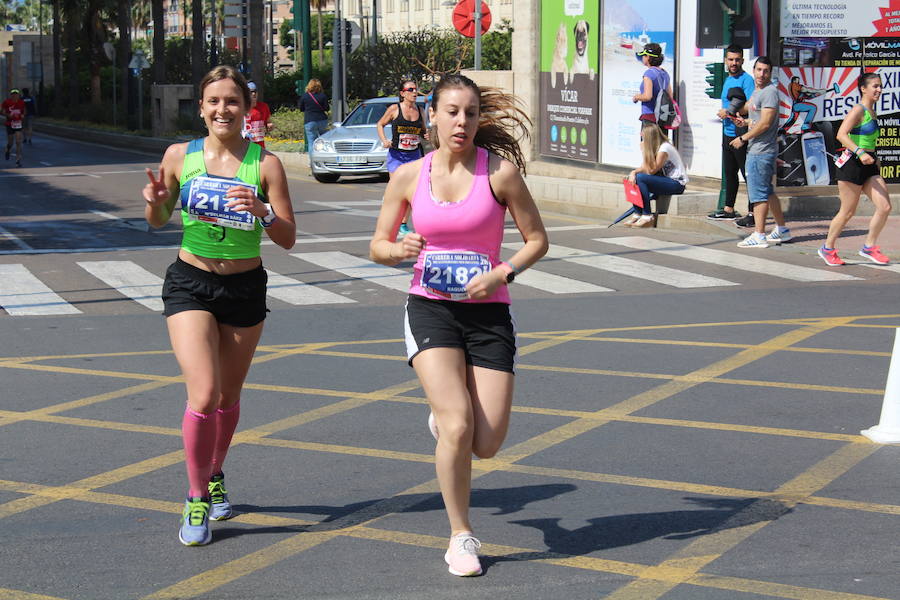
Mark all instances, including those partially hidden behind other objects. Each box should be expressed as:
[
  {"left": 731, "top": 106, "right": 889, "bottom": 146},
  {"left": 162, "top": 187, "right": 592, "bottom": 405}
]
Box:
[{"left": 314, "top": 172, "right": 340, "bottom": 183}]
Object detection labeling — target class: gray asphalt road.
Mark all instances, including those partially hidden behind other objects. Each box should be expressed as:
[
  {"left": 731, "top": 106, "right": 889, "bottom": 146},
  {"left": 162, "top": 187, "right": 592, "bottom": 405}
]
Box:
[{"left": 2, "top": 134, "right": 900, "bottom": 600}]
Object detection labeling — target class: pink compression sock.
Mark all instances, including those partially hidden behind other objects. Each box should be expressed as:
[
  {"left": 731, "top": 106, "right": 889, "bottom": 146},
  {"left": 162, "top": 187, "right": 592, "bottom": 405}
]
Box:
[
  {"left": 182, "top": 407, "right": 216, "bottom": 498},
  {"left": 210, "top": 401, "right": 241, "bottom": 478}
]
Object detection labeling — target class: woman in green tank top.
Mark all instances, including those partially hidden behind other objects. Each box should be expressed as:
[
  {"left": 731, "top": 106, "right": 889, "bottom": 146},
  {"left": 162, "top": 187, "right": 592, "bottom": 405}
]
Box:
[
  {"left": 142, "top": 65, "right": 296, "bottom": 546},
  {"left": 820, "top": 73, "right": 892, "bottom": 266}
]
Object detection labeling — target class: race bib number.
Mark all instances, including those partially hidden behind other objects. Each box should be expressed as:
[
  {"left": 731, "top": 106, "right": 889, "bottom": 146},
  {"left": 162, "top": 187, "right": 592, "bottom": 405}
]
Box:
[
  {"left": 421, "top": 251, "right": 491, "bottom": 300},
  {"left": 9, "top": 120, "right": 22, "bottom": 129},
  {"left": 185, "top": 176, "right": 257, "bottom": 231},
  {"left": 834, "top": 149, "right": 853, "bottom": 168},
  {"left": 398, "top": 133, "right": 420, "bottom": 151}
]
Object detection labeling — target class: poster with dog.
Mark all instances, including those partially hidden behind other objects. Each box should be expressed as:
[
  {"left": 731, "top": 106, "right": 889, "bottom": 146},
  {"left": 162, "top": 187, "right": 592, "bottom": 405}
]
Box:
[{"left": 539, "top": 0, "right": 600, "bottom": 162}]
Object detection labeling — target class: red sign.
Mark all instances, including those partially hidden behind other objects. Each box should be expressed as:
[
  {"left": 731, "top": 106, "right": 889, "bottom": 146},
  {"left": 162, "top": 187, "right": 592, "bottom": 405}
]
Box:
[{"left": 452, "top": 0, "right": 492, "bottom": 38}]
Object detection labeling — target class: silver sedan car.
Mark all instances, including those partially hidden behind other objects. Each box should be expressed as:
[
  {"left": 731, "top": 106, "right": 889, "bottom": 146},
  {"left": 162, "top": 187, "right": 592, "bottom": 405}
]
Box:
[{"left": 309, "top": 96, "right": 428, "bottom": 183}]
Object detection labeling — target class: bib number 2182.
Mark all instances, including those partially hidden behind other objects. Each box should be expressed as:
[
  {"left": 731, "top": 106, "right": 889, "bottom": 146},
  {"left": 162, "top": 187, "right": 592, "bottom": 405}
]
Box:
[{"left": 421, "top": 251, "right": 491, "bottom": 300}]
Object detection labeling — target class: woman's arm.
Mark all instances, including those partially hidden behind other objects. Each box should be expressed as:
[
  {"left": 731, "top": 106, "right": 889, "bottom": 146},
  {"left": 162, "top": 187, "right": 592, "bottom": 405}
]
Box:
[
  {"left": 632, "top": 76, "right": 654, "bottom": 103},
  {"left": 376, "top": 105, "right": 397, "bottom": 148},
  {"left": 256, "top": 151, "right": 296, "bottom": 249},
  {"left": 466, "top": 156, "right": 549, "bottom": 300},
  {"left": 369, "top": 162, "right": 422, "bottom": 265},
  {"left": 143, "top": 143, "right": 185, "bottom": 228},
  {"left": 835, "top": 105, "right": 865, "bottom": 151}
]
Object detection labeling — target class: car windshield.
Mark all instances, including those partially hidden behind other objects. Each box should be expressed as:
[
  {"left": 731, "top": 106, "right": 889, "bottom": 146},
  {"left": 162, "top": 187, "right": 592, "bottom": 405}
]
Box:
[{"left": 341, "top": 101, "right": 427, "bottom": 127}]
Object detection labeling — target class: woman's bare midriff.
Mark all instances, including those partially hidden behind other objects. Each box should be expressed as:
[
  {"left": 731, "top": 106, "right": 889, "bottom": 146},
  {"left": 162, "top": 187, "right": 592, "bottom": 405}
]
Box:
[{"left": 178, "top": 249, "right": 262, "bottom": 275}]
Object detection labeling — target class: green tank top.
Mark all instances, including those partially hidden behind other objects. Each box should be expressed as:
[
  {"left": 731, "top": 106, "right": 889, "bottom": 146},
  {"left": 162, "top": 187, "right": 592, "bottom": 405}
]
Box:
[
  {"left": 178, "top": 138, "right": 265, "bottom": 259},
  {"left": 848, "top": 106, "right": 878, "bottom": 150}
]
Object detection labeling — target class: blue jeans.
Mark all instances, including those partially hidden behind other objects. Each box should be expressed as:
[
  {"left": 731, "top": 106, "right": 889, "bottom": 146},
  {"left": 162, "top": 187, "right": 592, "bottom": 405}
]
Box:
[
  {"left": 304, "top": 119, "right": 328, "bottom": 151},
  {"left": 634, "top": 173, "right": 685, "bottom": 215},
  {"left": 745, "top": 151, "right": 776, "bottom": 204}
]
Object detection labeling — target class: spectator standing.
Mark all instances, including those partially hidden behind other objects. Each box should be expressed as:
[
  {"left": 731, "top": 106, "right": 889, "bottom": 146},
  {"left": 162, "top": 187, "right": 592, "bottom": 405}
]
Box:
[
  {"left": 631, "top": 43, "right": 672, "bottom": 125},
  {"left": 625, "top": 123, "right": 688, "bottom": 228},
  {"left": 299, "top": 78, "right": 329, "bottom": 151},
  {"left": 731, "top": 56, "right": 791, "bottom": 248},
  {"left": 709, "top": 44, "right": 756, "bottom": 222},
  {"left": 21, "top": 87, "right": 36, "bottom": 145},
  {"left": 242, "top": 81, "right": 273, "bottom": 148}
]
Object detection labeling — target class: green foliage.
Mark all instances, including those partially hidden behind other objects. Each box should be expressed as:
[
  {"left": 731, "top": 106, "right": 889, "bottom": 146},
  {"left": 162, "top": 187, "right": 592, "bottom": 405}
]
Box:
[
  {"left": 279, "top": 18, "right": 294, "bottom": 49},
  {"left": 164, "top": 38, "right": 194, "bottom": 84},
  {"left": 269, "top": 107, "right": 306, "bottom": 140},
  {"left": 345, "top": 25, "right": 512, "bottom": 101}
]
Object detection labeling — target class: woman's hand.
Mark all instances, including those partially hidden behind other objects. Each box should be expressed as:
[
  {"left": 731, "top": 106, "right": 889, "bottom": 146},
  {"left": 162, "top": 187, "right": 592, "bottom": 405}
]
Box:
[
  {"left": 225, "top": 185, "right": 266, "bottom": 218},
  {"left": 627, "top": 170, "right": 638, "bottom": 183},
  {"left": 382, "top": 139, "right": 392, "bottom": 149},
  {"left": 465, "top": 268, "right": 505, "bottom": 300},
  {"left": 143, "top": 167, "right": 170, "bottom": 207},
  {"left": 391, "top": 231, "right": 425, "bottom": 260},
  {"left": 860, "top": 151, "right": 876, "bottom": 166}
]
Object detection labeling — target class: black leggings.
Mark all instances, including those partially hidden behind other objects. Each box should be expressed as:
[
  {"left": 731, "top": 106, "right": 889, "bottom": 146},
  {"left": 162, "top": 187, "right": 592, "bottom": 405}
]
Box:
[{"left": 722, "top": 134, "right": 748, "bottom": 209}]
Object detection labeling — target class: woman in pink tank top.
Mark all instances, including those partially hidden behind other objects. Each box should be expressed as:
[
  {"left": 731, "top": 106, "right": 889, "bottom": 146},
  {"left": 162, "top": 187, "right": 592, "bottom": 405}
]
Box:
[{"left": 370, "top": 74, "right": 548, "bottom": 577}]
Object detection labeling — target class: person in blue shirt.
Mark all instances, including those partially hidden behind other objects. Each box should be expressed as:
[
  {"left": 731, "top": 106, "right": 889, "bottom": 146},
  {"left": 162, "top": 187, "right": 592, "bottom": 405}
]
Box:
[{"left": 708, "top": 44, "right": 756, "bottom": 223}]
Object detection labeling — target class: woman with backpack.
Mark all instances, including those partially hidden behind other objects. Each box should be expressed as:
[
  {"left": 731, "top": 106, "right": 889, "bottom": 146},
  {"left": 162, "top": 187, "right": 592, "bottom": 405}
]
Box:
[{"left": 632, "top": 43, "right": 673, "bottom": 126}]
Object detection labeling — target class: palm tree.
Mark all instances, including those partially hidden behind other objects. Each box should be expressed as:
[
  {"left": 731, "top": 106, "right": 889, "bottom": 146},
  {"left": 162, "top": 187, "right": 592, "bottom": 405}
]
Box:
[
  {"left": 52, "top": 0, "right": 62, "bottom": 113},
  {"left": 191, "top": 0, "right": 205, "bottom": 92},
  {"left": 249, "top": 0, "right": 263, "bottom": 86},
  {"left": 132, "top": 0, "right": 152, "bottom": 40},
  {"left": 151, "top": 0, "right": 165, "bottom": 83},
  {"left": 311, "top": 0, "right": 327, "bottom": 68},
  {"left": 117, "top": 0, "right": 132, "bottom": 124}
]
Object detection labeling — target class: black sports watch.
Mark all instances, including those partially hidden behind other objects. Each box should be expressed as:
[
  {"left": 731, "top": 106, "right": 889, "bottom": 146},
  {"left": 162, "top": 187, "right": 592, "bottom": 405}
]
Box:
[{"left": 499, "top": 262, "right": 518, "bottom": 284}]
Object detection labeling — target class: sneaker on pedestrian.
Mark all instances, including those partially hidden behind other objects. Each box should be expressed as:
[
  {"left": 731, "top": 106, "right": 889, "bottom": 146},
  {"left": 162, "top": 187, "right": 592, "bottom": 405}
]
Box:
[
  {"left": 444, "top": 532, "right": 482, "bottom": 576},
  {"left": 734, "top": 214, "right": 755, "bottom": 228},
  {"left": 737, "top": 232, "right": 769, "bottom": 248},
  {"left": 399, "top": 222, "right": 411, "bottom": 236},
  {"left": 15, "top": 159, "right": 21, "bottom": 167},
  {"left": 707, "top": 209, "right": 741, "bottom": 220},
  {"left": 208, "top": 473, "right": 233, "bottom": 521},
  {"left": 178, "top": 497, "right": 212, "bottom": 546},
  {"left": 633, "top": 215, "right": 654, "bottom": 228},
  {"left": 817, "top": 246, "right": 845, "bottom": 266},
  {"left": 765, "top": 227, "right": 792, "bottom": 244},
  {"left": 427, "top": 411, "right": 439, "bottom": 441},
  {"left": 859, "top": 245, "right": 890, "bottom": 265}
]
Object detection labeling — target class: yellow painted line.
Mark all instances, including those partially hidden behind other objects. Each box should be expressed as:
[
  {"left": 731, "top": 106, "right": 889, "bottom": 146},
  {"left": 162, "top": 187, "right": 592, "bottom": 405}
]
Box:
[
  {"left": 687, "top": 573, "right": 894, "bottom": 600},
  {"left": 0, "top": 589, "right": 70, "bottom": 600},
  {"left": 0, "top": 411, "right": 181, "bottom": 437},
  {"left": 142, "top": 531, "right": 337, "bottom": 600},
  {"left": 619, "top": 415, "right": 864, "bottom": 443},
  {"left": 0, "top": 361, "right": 181, "bottom": 382},
  {"left": 605, "top": 440, "right": 879, "bottom": 600},
  {"left": 253, "top": 437, "right": 434, "bottom": 463}
]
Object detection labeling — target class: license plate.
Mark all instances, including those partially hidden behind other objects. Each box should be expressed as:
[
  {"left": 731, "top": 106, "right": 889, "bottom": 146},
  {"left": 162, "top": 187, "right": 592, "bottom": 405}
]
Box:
[{"left": 336, "top": 155, "right": 366, "bottom": 164}]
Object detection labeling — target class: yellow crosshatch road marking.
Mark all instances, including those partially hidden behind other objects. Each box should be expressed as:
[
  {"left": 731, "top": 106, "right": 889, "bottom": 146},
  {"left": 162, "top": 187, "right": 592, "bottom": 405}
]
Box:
[{"left": 2, "top": 314, "right": 898, "bottom": 600}]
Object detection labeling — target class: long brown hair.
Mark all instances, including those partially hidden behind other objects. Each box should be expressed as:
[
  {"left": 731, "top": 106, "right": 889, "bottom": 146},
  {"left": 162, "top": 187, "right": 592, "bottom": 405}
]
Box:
[
  {"left": 640, "top": 122, "right": 668, "bottom": 172},
  {"left": 430, "top": 74, "right": 532, "bottom": 174}
]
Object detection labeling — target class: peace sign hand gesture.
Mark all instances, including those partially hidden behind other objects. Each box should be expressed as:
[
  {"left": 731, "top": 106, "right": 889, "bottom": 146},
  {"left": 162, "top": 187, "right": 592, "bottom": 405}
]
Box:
[{"left": 143, "top": 167, "right": 170, "bottom": 207}]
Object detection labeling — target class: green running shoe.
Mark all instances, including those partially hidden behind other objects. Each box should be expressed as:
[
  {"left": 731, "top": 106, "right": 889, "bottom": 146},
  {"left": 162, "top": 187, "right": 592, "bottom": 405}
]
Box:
[
  {"left": 178, "top": 497, "right": 211, "bottom": 546},
  {"left": 208, "top": 473, "right": 233, "bottom": 521}
]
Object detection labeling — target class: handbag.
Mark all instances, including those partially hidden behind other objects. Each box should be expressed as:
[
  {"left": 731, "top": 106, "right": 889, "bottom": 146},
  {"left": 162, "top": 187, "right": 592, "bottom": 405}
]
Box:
[{"left": 623, "top": 178, "right": 644, "bottom": 209}]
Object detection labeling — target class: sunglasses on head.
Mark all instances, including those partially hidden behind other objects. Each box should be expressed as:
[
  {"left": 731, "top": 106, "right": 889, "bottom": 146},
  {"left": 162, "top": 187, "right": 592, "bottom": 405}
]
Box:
[{"left": 638, "top": 49, "right": 659, "bottom": 57}]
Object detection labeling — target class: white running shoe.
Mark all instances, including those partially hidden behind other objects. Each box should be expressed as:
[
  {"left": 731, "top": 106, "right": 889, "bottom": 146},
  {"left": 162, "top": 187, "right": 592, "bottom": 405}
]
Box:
[
  {"left": 765, "top": 228, "right": 792, "bottom": 244},
  {"left": 737, "top": 232, "right": 769, "bottom": 248}
]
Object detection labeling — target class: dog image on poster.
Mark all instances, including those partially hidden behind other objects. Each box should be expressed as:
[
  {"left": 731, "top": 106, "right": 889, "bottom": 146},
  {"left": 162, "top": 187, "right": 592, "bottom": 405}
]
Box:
[
  {"left": 571, "top": 20, "right": 595, "bottom": 80},
  {"left": 550, "top": 23, "right": 569, "bottom": 88}
]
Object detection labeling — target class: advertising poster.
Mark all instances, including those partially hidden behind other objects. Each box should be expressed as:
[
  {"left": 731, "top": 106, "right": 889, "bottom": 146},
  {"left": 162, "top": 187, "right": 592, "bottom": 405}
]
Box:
[
  {"left": 538, "top": 0, "right": 600, "bottom": 162},
  {"left": 781, "top": 0, "right": 900, "bottom": 38},
  {"left": 599, "top": 0, "right": 676, "bottom": 168},
  {"left": 777, "top": 42, "right": 900, "bottom": 185}
]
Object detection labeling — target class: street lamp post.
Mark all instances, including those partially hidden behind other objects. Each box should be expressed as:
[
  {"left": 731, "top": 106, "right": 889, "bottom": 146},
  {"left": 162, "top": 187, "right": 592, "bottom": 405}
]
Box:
[{"left": 473, "top": 0, "right": 481, "bottom": 70}]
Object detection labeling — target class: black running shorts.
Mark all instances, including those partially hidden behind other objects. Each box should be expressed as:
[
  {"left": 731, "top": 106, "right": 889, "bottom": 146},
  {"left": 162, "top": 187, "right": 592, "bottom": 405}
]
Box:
[
  {"left": 836, "top": 151, "right": 880, "bottom": 186},
  {"left": 403, "top": 294, "right": 517, "bottom": 373},
  {"left": 162, "top": 257, "right": 268, "bottom": 327}
]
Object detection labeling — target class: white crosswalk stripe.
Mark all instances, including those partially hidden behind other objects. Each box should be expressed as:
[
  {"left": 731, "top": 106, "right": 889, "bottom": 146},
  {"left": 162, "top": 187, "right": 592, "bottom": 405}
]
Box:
[
  {"left": 513, "top": 268, "right": 614, "bottom": 294},
  {"left": 291, "top": 251, "right": 411, "bottom": 292},
  {"left": 509, "top": 242, "right": 738, "bottom": 288},
  {"left": 600, "top": 236, "right": 862, "bottom": 282},
  {"left": 0, "top": 264, "right": 82, "bottom": 315},
  {"left": 78, "top": 261, "right": 164, "bottom": 311},
  {"left": 265, "top": 269, "right": 356, "bottom": 305}
]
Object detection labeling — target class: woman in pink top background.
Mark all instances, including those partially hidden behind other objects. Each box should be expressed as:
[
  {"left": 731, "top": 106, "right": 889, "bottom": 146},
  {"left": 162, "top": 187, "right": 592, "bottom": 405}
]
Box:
[{"left": 370, "top": 74, "right": 548, "bottom": 577}]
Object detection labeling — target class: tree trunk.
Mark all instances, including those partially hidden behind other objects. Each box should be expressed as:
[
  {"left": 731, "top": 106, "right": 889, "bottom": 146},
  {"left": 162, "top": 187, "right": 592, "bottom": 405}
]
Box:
[
  {"left": 64, "top": 0, "right": 78, "bottom": 106},
  {"left": 117, "top": 0, "right": 132, "bottom": 126},
  {"left": 191, "top": 0, "right": 205, "bottom": 94},
  {"left": 317, "top": 7, "right": 323, "bottom": 69},
  {"left": 87, "top": 1, "right": 103, "bottom": 105},
  {"left": 249, "top": 0, "right": 264, "bottom": 91},
  {"left": 152, "top": 0, "right": 165, "bottom": 83},
  {"left": 52, "top": 0, "right": 62, "bottom": 114}
]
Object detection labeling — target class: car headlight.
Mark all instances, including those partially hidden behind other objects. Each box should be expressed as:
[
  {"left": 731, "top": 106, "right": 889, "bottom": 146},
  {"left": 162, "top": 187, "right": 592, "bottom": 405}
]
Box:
[{"left": 313, "top": 138, "right": 332, "bottom": 153}]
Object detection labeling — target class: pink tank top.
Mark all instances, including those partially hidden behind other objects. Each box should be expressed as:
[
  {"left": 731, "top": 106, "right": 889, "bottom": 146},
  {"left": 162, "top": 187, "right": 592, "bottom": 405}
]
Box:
[{"left": 408, "top": 147, "right": 510, "bottom": 304}]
